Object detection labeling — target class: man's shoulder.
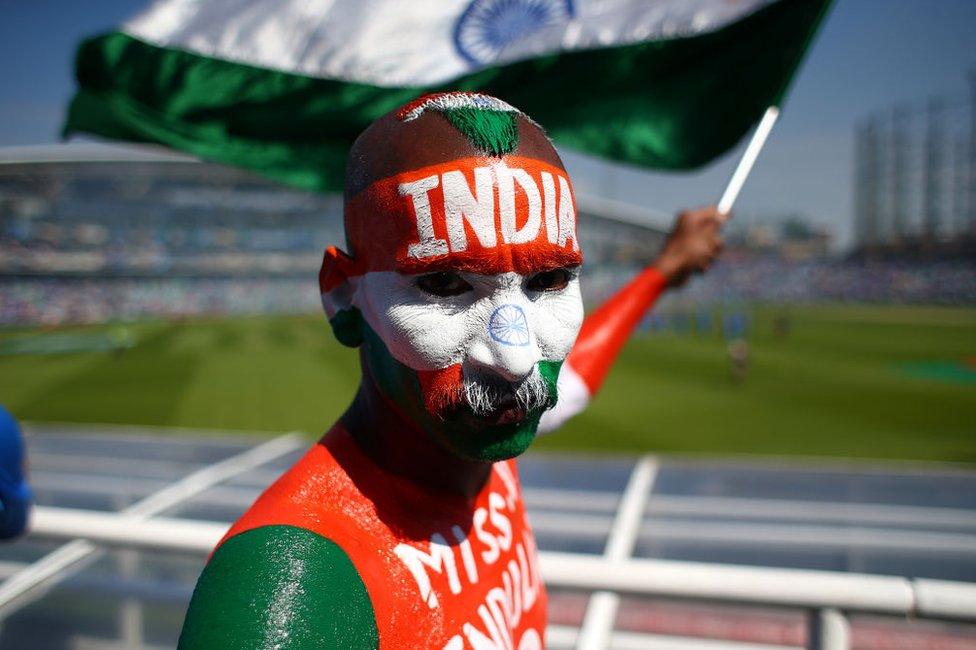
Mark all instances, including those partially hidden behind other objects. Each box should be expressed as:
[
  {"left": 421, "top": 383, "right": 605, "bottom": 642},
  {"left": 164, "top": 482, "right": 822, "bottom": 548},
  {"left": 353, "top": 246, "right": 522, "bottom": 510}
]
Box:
[{"left": 179, "top": 524, "right": 378, "bottom": 649}]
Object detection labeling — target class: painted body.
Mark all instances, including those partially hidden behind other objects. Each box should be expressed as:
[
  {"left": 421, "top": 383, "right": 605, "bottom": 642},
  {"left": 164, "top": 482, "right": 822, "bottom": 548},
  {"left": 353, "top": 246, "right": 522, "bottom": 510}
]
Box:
[
  {"left": 179, "top": 93, "right": 719, "bottom": 648},
  {"left": 180, "top": 426, "right": 546, "bottom": 649},
  {"left": 181, "top": 94, "right": 574, "bottom": 648}
]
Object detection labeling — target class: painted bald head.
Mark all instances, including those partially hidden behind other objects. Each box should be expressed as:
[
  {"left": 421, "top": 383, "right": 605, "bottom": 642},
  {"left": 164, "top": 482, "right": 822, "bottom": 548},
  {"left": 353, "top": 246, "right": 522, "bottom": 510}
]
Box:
[{"left": 321, "top": 93, "right": 585, "bottom": 462}]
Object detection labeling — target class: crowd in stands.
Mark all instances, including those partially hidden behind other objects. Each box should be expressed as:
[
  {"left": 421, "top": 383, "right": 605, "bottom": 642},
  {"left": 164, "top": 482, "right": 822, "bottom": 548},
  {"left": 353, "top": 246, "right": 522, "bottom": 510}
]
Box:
[
  {"left": 583, "top": 255, "right": 976, "bottom": 312},
  {"left": 0, "top": 278, "right": 319, "bottom": 326},
  {"left": 0, "top": 216, "right": 336, "bottom": 277},
  {"left": 678, "top": 256, "right": 976, "bottom": 305},
  {"left": 2, "top": 161, "right": 974, "bottom": 327},
  {"left": 2, "top": 255, "right": 973, "bottom": 327}
]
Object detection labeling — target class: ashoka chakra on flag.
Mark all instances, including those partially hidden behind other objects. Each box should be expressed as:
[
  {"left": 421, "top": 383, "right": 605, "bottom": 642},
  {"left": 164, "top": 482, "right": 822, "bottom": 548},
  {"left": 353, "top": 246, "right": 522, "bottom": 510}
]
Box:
[{"left": 453, "top": 0, "right": 576, "bottom": 65}]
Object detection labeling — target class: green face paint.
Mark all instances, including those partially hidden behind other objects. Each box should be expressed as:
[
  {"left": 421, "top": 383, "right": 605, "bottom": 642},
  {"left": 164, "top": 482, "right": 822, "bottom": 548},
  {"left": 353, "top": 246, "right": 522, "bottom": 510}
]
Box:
[
  {"left": 330, "top": 307, "right": 365, "bottom": 348},
  {"left": 359, "top": 321, "right": 562, "bottom": 463}
]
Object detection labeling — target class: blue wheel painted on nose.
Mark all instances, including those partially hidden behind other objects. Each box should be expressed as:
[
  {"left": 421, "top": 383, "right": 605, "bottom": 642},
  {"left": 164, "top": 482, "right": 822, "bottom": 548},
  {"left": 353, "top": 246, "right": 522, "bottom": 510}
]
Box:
[{"left": 489, "top": 304, "right": 531, "bottom": 347}]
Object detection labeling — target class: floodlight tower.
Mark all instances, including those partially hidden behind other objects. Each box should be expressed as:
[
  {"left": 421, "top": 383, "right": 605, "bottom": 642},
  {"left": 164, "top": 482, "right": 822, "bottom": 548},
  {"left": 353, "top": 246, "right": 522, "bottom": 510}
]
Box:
[
  {"left": 853, "top": 121, "right": 863, "bottom": 246},
  {"left": 968, "top": 70, "right": 976, "bottom": 236},
  {"left": 855, "top": 116, "right": 881, "bottom": 251},
  {"left": 923, "top": 97, "right": 946, "bottom": 240},
  {"left": 954, "top": 137, "right": 968, "bottom": 237},
  {"left": 854, "top": 120, "right": 867, "bottom": 248},
  {"left": 890, "top": 106, "right": 909, "bottom": 243}
]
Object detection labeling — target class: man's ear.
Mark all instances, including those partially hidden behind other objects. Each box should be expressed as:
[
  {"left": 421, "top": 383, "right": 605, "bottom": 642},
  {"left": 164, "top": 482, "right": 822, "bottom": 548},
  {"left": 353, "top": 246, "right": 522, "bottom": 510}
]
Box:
[{"left": 319, "top": 246, "right": 364, "bottom": 348}]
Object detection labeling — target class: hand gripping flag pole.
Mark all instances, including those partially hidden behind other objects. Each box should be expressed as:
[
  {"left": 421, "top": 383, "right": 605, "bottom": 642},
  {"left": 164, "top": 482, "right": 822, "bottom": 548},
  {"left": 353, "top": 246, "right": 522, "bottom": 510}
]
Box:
[{"left": 717, "top": 106, "right": 781, "bottom": 219}]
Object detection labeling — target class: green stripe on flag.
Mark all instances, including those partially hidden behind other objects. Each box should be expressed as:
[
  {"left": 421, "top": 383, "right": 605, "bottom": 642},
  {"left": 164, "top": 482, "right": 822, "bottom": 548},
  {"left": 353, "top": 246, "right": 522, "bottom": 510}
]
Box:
[{"left": 65, "top": 0, "right": 830, "bottom": 193}]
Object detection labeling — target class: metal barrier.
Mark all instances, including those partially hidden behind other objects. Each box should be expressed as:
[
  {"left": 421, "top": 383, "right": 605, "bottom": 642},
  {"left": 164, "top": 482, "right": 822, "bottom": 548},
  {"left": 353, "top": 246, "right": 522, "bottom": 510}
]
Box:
[{"left": 19, "top": 505, "right": 976, "bottom": 650}]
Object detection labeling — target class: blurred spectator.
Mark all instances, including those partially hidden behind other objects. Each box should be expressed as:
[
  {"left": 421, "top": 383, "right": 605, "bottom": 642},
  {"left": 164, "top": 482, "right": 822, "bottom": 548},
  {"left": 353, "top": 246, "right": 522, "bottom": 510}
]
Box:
[
  {"left": 0, "top": 406, "right": 30, "bottom": 539},
  {"left": 727, "top": 339, "right": 750, "bottom": 384}
]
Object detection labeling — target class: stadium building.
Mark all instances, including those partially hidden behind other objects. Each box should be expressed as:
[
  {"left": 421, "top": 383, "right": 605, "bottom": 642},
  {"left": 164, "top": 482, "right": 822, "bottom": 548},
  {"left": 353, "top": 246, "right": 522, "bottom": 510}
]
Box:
[
  {"left": 853, "top": 73, "right": 976, "bottom": 259},
  {"left": 0, "top": 144, "right": 667, "bottom": 326}
]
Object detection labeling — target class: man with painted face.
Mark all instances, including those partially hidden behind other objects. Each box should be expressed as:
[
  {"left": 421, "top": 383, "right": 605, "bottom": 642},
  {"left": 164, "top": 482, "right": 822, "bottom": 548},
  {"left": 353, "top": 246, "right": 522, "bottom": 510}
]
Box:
[{"left": 179, "top": 93, "right": 723, "bottom": 649}]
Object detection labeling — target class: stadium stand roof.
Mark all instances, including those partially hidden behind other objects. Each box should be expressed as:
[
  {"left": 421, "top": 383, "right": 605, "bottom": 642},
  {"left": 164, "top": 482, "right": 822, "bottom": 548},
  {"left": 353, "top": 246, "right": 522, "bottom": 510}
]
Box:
[{"left": 0, "top": 143, "right": 671, "bottom": 233}]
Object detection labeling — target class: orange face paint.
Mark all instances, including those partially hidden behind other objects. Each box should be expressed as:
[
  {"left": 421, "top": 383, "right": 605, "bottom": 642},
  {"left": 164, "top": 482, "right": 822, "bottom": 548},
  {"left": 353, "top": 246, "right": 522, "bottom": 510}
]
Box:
[{"left": 343, "top": 156, "right": 583, "bottom": 277}]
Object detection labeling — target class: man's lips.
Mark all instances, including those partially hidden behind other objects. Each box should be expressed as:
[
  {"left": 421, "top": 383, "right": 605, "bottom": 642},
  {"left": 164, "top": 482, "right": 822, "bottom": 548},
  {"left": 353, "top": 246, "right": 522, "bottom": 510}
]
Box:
[
  {"left": 449, "top": 394, "right": 528, "bottom": 426},
  {"left": 485, "top": 395, "right": 526, "bottom": 425}
]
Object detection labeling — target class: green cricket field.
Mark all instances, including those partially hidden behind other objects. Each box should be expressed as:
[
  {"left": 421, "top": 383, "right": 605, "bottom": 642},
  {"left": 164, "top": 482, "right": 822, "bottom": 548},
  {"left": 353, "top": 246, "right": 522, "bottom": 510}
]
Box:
[{"left": 1, "top": 304, "right": 973, "bottom": 462}]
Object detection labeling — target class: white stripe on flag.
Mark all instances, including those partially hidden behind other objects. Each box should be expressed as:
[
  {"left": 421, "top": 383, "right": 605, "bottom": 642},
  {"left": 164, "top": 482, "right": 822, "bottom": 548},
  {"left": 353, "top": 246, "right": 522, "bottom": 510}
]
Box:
[{"left": 124, "top": 0, "right": 774, "bottom": 87}]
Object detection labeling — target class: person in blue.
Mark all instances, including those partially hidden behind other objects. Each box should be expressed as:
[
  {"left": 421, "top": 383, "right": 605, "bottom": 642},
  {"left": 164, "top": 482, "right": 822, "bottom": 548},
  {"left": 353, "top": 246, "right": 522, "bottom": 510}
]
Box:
[{"left": 0, "top": 406, "right": 30, "bottom": 539}]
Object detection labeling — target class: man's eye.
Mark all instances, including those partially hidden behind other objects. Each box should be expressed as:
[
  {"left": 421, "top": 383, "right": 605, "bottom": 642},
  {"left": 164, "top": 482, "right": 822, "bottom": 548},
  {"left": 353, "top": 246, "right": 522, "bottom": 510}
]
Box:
[
  {"left": 416, "top": 272, "right": 473, "bottom": 297},
  {"left": 527, "top": 268, "right": 571, "bottom": 292}
]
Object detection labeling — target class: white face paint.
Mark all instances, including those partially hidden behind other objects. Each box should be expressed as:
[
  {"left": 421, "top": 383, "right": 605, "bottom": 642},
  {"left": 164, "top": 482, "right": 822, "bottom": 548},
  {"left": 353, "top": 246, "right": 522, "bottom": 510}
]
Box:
[{"left": 350, "top": 270, "right": 583, "bottom": 382}]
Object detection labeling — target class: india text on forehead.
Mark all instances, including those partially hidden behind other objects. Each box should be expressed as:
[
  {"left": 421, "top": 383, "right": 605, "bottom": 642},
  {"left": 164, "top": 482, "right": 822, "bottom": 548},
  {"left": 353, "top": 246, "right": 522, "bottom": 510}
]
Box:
[{"left": 399, "top": 162, "right": 578, "bottom": 260}]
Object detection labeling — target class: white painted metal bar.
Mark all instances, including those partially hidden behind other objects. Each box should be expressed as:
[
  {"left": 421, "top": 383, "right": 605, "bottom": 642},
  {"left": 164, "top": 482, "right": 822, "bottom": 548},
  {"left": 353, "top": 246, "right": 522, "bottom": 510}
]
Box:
[
  {"left": 717, "top": 106, "right": 781, "bottom": 216},
  {"left": 30, "top": 508, "right": 226, "bottom": 554},
  {"left": 575, "top": 456, "right": 659, "bottom": 650},
  {"left": 116, "top": 548, "right": 143, "bottom": 649},
  {"left": 0, "top": 432, "right": 306, "bottom": 617},
  {"left": 807, "top": 607, "right": 850, "bottom": 650},
  {"left": 541, "top": 552, "right": 923, "bottom": 617},
  {"left": 0, "top": 540, "right": 100, "bottom": 620},
  {"left": 21, "top": 506, "right": 976, "bottom": 622},
  {"left": 914, "top": 578, "right": 976, "bottom": 620}
]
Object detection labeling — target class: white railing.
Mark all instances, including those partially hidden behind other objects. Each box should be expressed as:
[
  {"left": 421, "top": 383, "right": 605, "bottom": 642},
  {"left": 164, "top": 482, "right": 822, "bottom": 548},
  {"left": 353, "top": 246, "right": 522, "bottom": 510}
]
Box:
[
  {"left": 21, "top": 505, "right": 976, "bottom": 650},
  {"left": 0, "top": 432, "right": 307, "bottom": 620}
]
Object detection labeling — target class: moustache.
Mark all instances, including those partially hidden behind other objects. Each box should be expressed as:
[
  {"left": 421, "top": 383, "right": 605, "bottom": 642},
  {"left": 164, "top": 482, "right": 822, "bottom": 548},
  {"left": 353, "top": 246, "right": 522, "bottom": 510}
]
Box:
[{"left": 425, "top": 367, "right": 552, "bottom": 424}]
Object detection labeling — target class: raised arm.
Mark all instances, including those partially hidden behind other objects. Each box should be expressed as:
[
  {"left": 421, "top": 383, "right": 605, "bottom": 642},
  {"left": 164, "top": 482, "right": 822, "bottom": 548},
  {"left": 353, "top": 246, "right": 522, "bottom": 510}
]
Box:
[{"left": 539, "top": 206, "right": 725, "bottom": 433}]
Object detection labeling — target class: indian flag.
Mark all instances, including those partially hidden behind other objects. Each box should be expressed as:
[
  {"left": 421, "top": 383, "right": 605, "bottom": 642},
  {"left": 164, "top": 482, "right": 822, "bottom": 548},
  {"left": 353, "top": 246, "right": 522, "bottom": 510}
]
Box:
[{"left": 65, "top": 0, "right": 831, "bottom": 192}]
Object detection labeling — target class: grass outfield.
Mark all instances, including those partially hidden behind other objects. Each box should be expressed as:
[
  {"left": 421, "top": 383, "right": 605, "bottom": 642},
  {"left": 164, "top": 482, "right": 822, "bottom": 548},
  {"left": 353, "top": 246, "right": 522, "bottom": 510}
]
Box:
[{"left": 1, "top": 304, "right": 974, "bottom": 462}]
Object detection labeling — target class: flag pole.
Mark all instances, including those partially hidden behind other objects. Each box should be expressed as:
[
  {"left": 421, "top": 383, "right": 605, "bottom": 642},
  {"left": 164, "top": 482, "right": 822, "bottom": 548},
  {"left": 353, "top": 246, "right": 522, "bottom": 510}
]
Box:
[{"left": 717, "top": 106, "right": 780, "bottom": 219}]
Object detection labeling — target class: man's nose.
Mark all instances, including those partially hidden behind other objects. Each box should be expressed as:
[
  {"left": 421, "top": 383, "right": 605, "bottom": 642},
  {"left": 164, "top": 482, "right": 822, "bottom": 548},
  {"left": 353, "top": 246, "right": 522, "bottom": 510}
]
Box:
[{"left": 467, "top": 303, "right": 541, "bottom": 382}]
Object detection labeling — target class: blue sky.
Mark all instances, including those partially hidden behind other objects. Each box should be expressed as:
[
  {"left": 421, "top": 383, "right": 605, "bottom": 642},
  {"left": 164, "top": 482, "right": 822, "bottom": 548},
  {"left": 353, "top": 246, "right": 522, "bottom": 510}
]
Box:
[{"left": 2, "top": 0, "right": 975, "bottom": 249}]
